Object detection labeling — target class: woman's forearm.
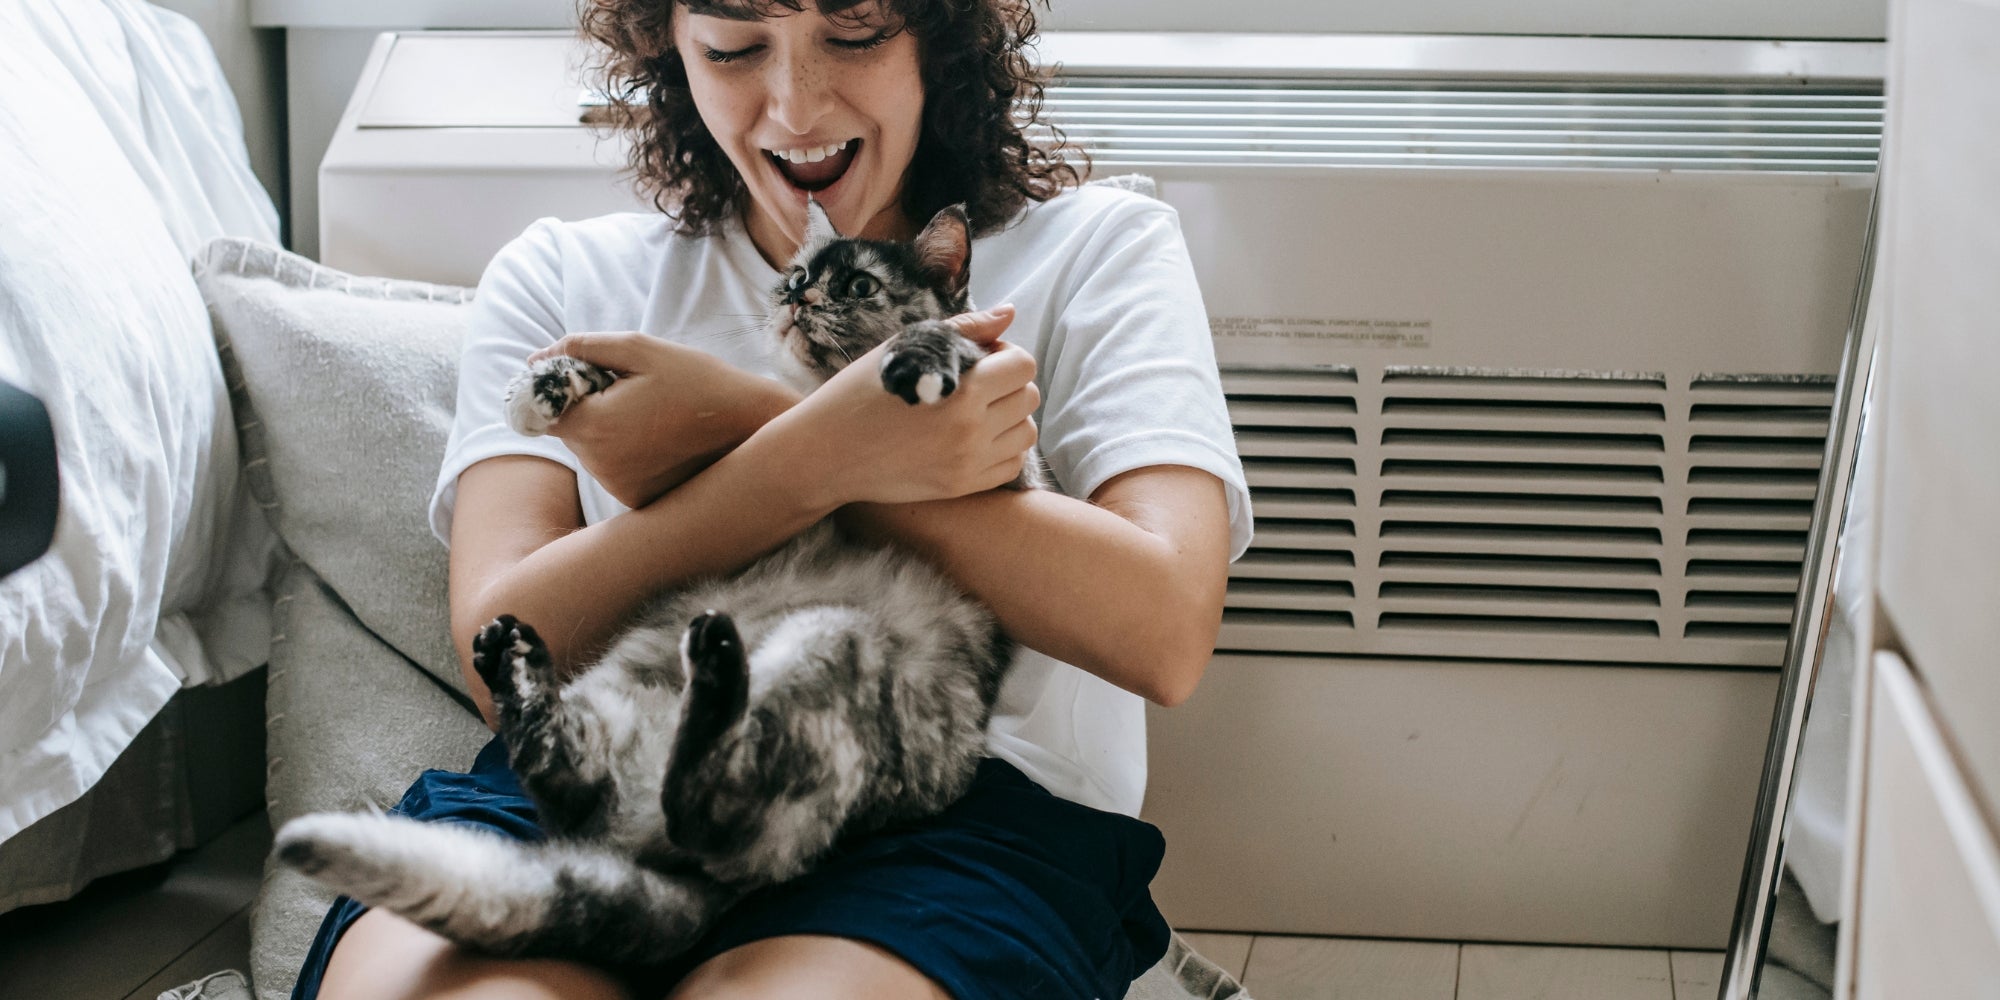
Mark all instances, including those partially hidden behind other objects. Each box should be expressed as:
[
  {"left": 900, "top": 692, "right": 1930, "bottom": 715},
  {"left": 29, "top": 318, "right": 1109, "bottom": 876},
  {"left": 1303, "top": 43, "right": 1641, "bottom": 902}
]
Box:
[
  {"left": 837, "top": 469, "right": 1232, "bottom": 707},
  {"left": 463, "top": 413, "right": 834, "bottom": 686}
]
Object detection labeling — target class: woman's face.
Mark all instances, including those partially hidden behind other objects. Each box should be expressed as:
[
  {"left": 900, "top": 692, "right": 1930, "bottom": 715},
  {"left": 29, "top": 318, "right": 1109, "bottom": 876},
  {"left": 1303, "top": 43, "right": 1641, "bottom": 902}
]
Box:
[{"left": 674, "top": 2, "right": 925, "bottom": 264}]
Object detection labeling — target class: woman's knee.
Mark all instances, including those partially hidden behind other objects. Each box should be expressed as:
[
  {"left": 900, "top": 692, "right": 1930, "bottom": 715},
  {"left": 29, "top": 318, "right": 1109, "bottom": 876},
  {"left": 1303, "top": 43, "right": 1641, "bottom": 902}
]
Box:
[
  {"left": 318, "top": 909, "right": 629, "bottom": 1000},
  {"left": 664, "top": 935, "right": 951, "bottom": 1000}
]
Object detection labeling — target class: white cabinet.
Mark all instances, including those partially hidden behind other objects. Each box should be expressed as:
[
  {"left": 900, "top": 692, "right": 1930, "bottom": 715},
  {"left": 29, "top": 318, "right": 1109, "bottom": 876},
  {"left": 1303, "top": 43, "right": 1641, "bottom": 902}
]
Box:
[
  {"left": 1849, "top": 0, "right": 2000, "bottom": 993},
  {"left": 1852, "top": 654, "right": 2000, "bottom": 999}
]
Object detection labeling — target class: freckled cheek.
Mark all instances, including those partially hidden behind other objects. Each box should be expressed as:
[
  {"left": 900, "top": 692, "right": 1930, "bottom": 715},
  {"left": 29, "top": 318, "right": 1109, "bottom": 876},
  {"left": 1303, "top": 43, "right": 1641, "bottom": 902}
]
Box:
[
  {"left": 684, "top": 76, "right": 751, "bottom": 150},
  {"left": 861, "top": 69, "right": 923, "bottom": 154}
]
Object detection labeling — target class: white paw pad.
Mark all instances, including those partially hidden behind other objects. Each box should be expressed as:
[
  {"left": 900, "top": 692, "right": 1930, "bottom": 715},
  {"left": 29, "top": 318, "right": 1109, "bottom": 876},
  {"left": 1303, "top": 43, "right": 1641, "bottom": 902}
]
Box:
[
  {"left": 504, "top": 373, "right": 560, "bottom": 437},
  {"left": 915, "top": 372, "right": 945, "bottom": 404}
]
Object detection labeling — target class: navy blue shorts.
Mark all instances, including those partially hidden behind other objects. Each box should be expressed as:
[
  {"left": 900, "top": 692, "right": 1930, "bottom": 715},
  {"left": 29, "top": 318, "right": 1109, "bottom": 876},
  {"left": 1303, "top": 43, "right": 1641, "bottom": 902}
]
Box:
[{"left": 291, "top": 736, "right": 1171, "bottom": 1000}]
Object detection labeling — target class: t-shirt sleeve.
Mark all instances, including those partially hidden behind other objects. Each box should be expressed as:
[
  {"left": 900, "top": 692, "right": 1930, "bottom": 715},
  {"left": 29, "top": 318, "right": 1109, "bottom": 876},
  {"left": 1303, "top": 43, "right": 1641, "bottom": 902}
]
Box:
[
  {"left": 1035, "top": 199, "right": 1254, "bottom": 560},
  {"left": 427, "top": 217, "right": 586, "bottom": 545}
]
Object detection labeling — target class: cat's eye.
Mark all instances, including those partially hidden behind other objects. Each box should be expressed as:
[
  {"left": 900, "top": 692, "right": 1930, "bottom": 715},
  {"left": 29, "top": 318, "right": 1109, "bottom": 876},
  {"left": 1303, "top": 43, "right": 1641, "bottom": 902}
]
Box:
[
  {"left": 786, "top": 268, "right": 809, "bottom": 295},
  {"left": 844, "top": 273, "right": 880, "bottom": 298}
]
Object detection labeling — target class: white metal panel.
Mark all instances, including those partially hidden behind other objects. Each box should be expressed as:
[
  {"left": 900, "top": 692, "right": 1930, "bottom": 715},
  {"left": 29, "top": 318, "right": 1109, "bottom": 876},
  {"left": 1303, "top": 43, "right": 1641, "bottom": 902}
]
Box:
[
  {"left": 1041, "top": 79, "right": 1881, "bottom": 172},
  {"left": 1853, "top": 652, "right": 2000, "bottom": 999},
  {"left": 1036, "top": 33, "right": 1885, "bottom": 82},
  {"left": 1216, "top": 365, "right": 1835, "bottom": 667},
  {"left": 1038, "top": 0, "right": 1886, "bottom": 40},
  {"left": 247, "top": 0, "right": 1888, "bottom": 41},
  {"left": 1143, "top": 654, "right": 1777, "bottom": 947}
]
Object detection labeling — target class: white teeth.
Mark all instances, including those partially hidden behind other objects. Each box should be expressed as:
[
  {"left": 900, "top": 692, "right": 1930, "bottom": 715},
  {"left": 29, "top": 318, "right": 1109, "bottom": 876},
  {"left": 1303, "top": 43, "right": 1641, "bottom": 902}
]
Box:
[{"left": 766, "top": 140, "right": 851, "bottom": 165}]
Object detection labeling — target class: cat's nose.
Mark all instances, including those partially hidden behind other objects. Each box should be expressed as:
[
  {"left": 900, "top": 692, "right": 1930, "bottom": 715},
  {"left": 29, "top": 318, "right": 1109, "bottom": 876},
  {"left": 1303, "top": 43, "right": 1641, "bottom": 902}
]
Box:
[{"left": 801, "top": 287, "right": 824, "bottom": 306}]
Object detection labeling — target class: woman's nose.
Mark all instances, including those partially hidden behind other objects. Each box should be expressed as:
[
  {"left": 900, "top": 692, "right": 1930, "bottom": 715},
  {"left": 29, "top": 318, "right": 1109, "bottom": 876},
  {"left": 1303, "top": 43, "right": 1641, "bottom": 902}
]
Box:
[{"left": 764, "top": 48, "right": 831, "bottom": 136}]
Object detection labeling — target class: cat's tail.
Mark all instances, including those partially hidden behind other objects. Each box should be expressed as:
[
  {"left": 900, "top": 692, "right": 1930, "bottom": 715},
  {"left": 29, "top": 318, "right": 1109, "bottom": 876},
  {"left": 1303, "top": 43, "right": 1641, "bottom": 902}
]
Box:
[{"left": 275, "top": 811, "right": 727, "bottom": 968}]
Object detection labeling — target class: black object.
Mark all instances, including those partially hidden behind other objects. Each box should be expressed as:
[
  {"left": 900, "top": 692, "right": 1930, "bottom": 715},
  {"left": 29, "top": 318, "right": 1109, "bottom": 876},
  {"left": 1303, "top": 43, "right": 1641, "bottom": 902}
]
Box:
[{"left": 0, "top": 378, "right": 59, "bottom": 579}]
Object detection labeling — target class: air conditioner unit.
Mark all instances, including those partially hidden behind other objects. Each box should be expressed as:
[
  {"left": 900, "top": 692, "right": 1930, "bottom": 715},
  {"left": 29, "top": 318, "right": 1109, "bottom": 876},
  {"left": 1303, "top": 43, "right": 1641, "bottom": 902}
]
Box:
[{"left": 321, "top": 31, "right": 1880, "bottom": 949}]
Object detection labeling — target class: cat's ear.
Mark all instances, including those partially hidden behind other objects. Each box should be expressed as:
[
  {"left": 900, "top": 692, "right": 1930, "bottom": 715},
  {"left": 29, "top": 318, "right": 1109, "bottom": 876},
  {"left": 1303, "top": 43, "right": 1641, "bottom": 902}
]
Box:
[
  {"left": 913, "top": 204, "right": 972, "bottom": 298},
  {"left": 801, "top": 198, "right": 841, "bottom": 256}
]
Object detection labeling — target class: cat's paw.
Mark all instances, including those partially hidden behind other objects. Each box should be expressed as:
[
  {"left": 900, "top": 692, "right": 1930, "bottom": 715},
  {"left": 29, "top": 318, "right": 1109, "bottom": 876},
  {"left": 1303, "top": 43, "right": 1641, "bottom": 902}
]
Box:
[
  {"left": 504, "top": 356, "right": 616, "bottom": 436},
  {"left": 879, "top": 350, "right": 957, "bottom": 405},
  {"left": 274, "top": 813, "right": 399, "bottom": 892},
  {"left": 473, "top": 615, "right": 552, "bottom": 705}
]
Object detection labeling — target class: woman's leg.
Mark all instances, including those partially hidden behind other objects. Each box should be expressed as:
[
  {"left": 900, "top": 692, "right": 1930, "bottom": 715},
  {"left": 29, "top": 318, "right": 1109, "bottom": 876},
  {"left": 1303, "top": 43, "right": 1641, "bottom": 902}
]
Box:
[
  {"left": 318, "top": 909, "right": 630, "bottom": 1000},
  {"left": 664, "top": 935, "right": 953, "bottom": 1000}
]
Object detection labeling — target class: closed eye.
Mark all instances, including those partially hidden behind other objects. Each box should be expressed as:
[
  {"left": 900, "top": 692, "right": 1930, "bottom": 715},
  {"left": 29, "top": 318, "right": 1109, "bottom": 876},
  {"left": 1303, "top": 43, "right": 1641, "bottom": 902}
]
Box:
[
  {"left": 703, "top": 31, "right": 887, "bottom": 64},
  {"left": 702, "top": 44, "right": 760, "bottom": 64},
  {"left": 830, "top": 31, "right": 891, "bottom": 52}
]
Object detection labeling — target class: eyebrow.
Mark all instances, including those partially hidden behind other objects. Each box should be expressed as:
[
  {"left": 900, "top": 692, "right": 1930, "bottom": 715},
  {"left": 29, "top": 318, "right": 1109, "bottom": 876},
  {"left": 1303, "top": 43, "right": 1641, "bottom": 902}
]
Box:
[
  {"left": 682, "top": 0, "right": 880, "bottom": 23},
  {"left": 683, "top": 3, "right": 770, "bottom": 22}
]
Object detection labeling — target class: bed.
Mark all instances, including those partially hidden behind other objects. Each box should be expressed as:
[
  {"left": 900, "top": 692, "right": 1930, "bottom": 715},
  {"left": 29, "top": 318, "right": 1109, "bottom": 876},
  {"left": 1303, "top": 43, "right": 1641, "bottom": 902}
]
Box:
[{"left": 0, "top": 0, "right": 280, "bottom": 910}]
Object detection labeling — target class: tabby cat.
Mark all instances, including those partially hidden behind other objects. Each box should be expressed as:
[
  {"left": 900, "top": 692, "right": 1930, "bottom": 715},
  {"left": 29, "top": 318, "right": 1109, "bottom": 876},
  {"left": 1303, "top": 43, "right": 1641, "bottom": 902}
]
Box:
[{"left": 273, "top": 202, "right": 1041, "bottom": 971}]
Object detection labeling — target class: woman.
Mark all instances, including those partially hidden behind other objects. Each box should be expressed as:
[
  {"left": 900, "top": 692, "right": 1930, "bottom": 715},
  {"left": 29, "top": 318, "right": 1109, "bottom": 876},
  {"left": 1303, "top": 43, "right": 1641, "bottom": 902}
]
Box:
[{"left": 294, "top": 0, "right": 1249, "bottom": 997}]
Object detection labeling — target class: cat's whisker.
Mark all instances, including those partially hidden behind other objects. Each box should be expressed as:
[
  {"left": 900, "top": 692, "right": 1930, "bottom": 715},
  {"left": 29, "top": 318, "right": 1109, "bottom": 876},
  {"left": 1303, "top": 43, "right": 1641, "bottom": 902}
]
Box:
[{"left": 705, "top": 325, "right": 769, "bottom": 345}]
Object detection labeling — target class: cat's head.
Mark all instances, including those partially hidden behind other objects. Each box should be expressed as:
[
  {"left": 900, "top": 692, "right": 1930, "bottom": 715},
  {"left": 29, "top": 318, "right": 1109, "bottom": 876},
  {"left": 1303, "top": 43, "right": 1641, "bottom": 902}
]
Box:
[{"left": 769, "top": 201, "right": 972, "bottom": 382}]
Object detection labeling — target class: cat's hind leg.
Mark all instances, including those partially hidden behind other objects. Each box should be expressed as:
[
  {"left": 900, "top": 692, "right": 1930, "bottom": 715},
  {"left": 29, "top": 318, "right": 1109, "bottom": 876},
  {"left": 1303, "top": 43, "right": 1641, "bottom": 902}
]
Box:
[
  {"left": 276, "top": 812, "right": 729, "bottom": 967},
  {"left": 473, "top": 616, "right": 612, "bottom": 837},
  {"left": 503, "top": 355, "right": 616, "bottom": 436},
  {"left": 663, "top": 609, "right": 872, "bottom": 883}
]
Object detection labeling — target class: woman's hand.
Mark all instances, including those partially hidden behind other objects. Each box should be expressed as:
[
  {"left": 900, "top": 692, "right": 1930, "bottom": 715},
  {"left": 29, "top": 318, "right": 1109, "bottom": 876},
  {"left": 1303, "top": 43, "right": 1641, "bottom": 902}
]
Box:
[
  {"left": 765, "top": 305, "right": 1040, "bottom": 508},
  {"left": 529, "top": 332, "right": 802, "bottom": 509}
]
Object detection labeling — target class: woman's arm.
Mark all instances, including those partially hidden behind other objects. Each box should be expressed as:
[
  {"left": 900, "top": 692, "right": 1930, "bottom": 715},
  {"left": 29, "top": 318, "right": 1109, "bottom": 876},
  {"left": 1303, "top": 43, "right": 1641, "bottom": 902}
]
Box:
[
  {"left": 446, "top": 336, "right": 1041, "bottom": 727},
  {"left": 447, "top": 434, "right": 826, "bottom": 728},
  {"left": 838, "top": 465, "right": 1232, "bottom": 708},
  {"left": 510, "top": 314, "right": 1234, "bottom": 710}
]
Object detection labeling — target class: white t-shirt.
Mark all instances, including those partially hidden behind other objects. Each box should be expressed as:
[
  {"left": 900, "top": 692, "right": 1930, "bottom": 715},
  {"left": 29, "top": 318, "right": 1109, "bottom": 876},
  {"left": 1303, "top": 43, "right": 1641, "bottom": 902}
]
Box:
[{"left": 428, "top": 183, "right": 1252, "bottom": 816}]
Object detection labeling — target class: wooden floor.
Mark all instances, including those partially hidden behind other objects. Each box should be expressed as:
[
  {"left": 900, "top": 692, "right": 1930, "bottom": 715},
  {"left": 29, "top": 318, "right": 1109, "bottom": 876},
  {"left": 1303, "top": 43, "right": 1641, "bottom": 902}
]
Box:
[{"left": 0, "top": 810, "right": 1723, "bottom": 1000}]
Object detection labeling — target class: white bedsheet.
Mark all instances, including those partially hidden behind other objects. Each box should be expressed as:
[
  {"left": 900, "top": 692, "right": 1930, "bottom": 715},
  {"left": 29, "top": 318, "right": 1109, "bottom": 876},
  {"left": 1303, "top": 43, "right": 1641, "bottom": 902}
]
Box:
[{"left": 0, "top": 0, "right": 280, "bottom": 845}]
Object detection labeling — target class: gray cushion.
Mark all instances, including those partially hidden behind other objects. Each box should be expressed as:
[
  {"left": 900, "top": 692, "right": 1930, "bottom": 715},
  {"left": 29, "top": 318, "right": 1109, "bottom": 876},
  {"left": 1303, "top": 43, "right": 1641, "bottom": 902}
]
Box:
[
  {"left": 251, "top": 562, "right": 489, "bottom": 1000},
  {"left": 196, "top": 238, "right": 472, "bottom": 697}
]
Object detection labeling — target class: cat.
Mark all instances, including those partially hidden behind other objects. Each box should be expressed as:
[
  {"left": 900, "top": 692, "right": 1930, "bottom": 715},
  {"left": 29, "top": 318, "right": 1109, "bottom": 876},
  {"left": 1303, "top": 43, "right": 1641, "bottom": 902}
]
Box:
[{"left": 272, "top": 201, "right": 1041, "bottom": 972}]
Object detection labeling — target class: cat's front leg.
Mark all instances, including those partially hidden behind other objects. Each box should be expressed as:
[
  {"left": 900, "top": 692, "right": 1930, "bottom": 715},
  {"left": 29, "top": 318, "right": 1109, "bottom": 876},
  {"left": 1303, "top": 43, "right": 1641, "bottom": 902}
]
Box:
[
  {"left": 473, "top": 616, "right": 611, "bottom": 836},
  {"left": 504, "top": 355, "right": 616, "bottom": 436},
  {"left": 879, "top": 320, "right": 984, "bottom": 406},
  {"left": 880, "top": 322, "right": 1045, "bottom": 490}
]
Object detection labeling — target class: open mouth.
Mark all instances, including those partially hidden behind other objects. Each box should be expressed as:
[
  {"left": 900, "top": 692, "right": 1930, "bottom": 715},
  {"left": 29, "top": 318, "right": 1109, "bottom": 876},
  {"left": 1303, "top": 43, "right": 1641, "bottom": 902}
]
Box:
[{"left": 764, "top": 138, "right": 858, "bottom": 193}]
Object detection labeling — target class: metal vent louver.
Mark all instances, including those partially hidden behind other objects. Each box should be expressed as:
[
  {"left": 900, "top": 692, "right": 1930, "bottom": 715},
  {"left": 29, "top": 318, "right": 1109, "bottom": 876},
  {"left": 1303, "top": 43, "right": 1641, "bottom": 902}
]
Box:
[
  {"left": 1220, "top": 366, "right": 1833, "bottom": 668},
  {"left": 1038, "top": 78, "right": 1882, "bottom": 172}
]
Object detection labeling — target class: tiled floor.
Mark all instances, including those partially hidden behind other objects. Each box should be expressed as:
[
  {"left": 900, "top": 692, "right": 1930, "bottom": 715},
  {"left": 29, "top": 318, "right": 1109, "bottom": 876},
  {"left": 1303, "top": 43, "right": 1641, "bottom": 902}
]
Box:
[
  {"left": 0, "top": 811, "right": 1725, "bottom": 1000},
  {"left": 1182, "top": 930, "right": 1724, "bottom": 1000}
]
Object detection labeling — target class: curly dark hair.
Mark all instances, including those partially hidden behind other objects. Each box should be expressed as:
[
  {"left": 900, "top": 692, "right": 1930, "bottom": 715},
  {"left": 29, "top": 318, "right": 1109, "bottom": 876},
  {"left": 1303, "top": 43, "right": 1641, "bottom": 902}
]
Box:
[{"left": 578, "top": 0, "right": 1085, "bottom": 238}]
